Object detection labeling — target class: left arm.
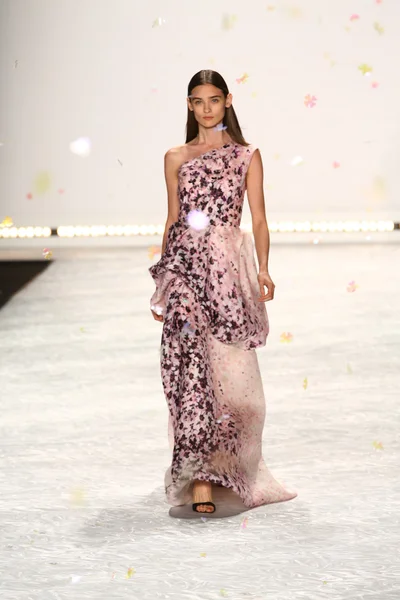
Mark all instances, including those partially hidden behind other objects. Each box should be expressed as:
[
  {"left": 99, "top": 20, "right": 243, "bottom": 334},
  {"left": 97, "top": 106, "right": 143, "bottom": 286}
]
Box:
[{"left": 246, "top": 149, "right": 275, "bottom": 302}]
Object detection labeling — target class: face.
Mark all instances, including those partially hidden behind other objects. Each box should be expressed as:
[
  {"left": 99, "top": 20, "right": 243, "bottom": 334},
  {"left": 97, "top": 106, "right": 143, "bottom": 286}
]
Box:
[{"left": 188, "top": 83, "right": 232, "bottom": 129}]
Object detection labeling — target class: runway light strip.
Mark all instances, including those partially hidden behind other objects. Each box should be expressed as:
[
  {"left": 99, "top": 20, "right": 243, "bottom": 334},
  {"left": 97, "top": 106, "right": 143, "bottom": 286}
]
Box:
[
  {"left": 55, "top": 221, "right": 396, "bottom": 236},
  {"left": 0, "top": 226, "right": 52, "bottom": 238},
  {"left": 0, "top": 221, "right": 396, "bottom": 238}
]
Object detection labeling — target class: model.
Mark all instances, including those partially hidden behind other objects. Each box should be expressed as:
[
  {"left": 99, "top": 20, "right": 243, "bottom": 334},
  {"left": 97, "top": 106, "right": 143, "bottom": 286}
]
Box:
[{"left": 149, "top": 69, "right": 297, "bottom": 515}]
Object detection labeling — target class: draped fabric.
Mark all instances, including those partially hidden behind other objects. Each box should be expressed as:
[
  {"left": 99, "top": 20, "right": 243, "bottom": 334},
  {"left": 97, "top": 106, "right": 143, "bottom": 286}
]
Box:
[{"left": 149, "top": 143, "right": 297, "bottom": 508}]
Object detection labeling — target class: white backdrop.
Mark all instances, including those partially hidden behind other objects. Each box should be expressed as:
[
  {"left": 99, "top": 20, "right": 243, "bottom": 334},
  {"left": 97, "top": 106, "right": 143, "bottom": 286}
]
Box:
[{"left": 0, "top": 0, "right": 399, "bottom": 228}]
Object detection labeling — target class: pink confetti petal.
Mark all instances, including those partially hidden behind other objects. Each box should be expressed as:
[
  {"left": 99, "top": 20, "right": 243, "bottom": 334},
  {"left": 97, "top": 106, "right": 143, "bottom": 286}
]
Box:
[
  {"left": 350, "top": 14, "right": 360, "bottom": 21},
  {"left": 333, "top": 161, "right": 340, "bottom": 169},
  {"left": 346, "top": 280, "right": 359, "bottom": 293},
  {"left": 304, "top": 94, "right": 317, "bottom": 108}
]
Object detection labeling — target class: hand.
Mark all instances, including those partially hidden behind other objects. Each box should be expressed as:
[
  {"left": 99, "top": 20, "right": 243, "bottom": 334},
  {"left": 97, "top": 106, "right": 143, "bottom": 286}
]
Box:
[
  {"left": 257, "top": 271, "right": 275, "bottom": 302},
  {"left": 151, "top": 309, "right": 164, "bottom": 322}
]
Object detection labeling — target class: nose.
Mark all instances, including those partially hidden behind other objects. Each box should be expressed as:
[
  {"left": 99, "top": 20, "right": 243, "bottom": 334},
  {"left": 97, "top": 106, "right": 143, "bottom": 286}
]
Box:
[{"left": 204, "top": 102, "right": 212, "bottom": 113}]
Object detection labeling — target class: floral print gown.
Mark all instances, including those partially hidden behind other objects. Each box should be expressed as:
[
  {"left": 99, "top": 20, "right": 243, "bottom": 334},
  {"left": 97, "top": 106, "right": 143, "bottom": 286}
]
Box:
[{"left": 149, "top": 142, "right": 297, "bottom": 508}]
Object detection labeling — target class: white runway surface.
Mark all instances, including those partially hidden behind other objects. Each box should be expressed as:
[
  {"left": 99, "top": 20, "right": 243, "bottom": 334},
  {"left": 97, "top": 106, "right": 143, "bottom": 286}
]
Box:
[{"left": 1, "top": 242, "right": 399, "bottom": 600}]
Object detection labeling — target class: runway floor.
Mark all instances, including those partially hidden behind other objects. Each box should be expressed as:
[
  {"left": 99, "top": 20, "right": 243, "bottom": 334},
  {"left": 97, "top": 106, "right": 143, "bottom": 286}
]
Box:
[{"left": 0, "top": 242, "right": 399, "bottom": 600}]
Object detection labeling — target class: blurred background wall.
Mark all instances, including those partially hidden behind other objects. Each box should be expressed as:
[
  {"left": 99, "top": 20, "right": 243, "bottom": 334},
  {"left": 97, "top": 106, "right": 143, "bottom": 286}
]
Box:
[{"left": 0, "top": 0, "right": 399, "bottom": 229}]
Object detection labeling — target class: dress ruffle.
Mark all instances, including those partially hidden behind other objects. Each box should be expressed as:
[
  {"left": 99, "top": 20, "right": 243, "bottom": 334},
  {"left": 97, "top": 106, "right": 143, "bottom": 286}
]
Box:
[{"left": 149, "top": 222, "right": 269, "bottom": 351}]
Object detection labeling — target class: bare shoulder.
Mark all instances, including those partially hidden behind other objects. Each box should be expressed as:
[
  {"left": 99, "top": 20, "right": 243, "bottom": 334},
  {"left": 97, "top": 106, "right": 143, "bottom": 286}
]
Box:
[{"left": 164, "top": 145, "right": 187, "bottom": 169}]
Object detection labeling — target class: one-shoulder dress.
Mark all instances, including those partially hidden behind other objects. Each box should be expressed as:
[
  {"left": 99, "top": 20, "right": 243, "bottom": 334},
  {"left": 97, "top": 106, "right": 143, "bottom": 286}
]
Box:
[{"left": 149, "top": 142, "right": 297, "bottom": 508}]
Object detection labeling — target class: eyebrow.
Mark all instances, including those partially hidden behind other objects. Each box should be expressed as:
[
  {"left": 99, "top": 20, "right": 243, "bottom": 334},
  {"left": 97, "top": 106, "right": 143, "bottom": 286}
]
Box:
[{"left": 189, "top": 95, "right": 222, "bottom": 100}]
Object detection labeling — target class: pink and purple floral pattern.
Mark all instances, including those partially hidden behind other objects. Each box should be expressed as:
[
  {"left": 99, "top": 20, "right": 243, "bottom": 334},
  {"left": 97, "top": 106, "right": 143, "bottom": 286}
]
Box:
[{"left": 149, "top": 143, "right": 297, "bottom": 508}]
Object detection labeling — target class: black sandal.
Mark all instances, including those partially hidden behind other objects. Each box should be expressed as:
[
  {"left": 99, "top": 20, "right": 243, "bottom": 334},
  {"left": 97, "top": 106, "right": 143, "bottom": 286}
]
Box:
[{"left": 192, "top": 501, "right": 216, "bottom": 513}]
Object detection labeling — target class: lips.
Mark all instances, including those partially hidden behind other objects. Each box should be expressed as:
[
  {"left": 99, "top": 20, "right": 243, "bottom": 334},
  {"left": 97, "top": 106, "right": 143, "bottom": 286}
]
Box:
[{"left": 203, "top": 116, "right": 214, "bottom": 120}]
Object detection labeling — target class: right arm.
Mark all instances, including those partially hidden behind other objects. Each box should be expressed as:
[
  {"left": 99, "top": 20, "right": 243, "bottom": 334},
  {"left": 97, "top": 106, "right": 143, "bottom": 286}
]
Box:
[
  {"left": 161, "top": 148, "right": 181, "bottom": 255},
  {"left": 151, "top": 149, "right": 181, "bottom": 323}
]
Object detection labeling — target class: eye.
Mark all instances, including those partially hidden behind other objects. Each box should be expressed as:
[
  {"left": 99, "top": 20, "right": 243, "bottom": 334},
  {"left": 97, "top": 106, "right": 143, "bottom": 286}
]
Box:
[
  {"left": 212, "top": 98, "right": 220, "bottom": 103},
  {"left": 194, "top": 100, "right": 202, "bottom": 105}
]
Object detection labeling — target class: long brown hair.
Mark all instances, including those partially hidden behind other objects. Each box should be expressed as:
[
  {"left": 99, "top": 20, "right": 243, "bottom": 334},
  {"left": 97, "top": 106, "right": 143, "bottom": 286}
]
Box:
[{"left": 185, "top": 70, "right": 249, "bottom": 146}]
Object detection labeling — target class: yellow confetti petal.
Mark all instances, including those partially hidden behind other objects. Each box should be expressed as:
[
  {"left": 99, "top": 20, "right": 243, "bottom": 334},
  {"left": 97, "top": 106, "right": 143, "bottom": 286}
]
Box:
[
  {"left": 220, "top": 590, "right": 228, "bottom": 598},
  {"left": 303, "top": 377, "right": 308, "bottom": 390},
  {"left": 285, "top": 6, "right": 304, "bottom": 20},
  {"left": 373, "top": 22, "right": 384, "bottom": 35},
  {"left": 126, "top": 567, "right": 135, "bottom": 578},
  {"left": 34, "top": 171, "right": 51, "bottom": 195},
  {"left": 236, "top": 72, "right": 249, "bottom": 84},
  {"left": 42, "top": 248, "right": 53, "bottom": 260},
  {"left": 152, "top": 17, "right": 166, "bottom": 28},
  {"left": 200, "top": 552, "right": 207, "bottom": 557},
  {"left": 221, "top": 14, "right": 237, "bottom": 30},
  {"left": 148, "top": 245, "right": 162, "bottom": 260},
  {"left": 0, "top": 216, "right": 13, "bottom": 227},
  {"left": 358, "top": 63, "right": 373, "bottom": 76},
  {"left": 70, "top": 487, "right": 86, "bottom": 506},
  {"left": 280, "top": 332, "right": 293, "bottom": 343},
  {"left": 373, "top": 441, "right": 383, "bottom": 450}
]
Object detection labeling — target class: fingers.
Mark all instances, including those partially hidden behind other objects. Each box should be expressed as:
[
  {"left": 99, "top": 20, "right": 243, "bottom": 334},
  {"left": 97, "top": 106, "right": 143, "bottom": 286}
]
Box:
[
  {"left": 151, "top": 310, "right": 164, "bottom": 322},
  {"left": 258, "top": 285, "right": 275, "bottom": 302}
]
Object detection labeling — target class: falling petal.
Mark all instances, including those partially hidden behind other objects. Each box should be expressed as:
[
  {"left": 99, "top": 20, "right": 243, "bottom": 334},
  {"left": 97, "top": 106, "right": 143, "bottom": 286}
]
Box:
[
  {"left": 280, "top": 332, "right": 293, "bottom": 343},
  {"left": 304, "top": 94, "right": 317, "bottom": 108},
  {"left": 214, "top": 123, "right": 227, "bottom": 131},
  {"left": 26, "top": 193, "right": 33, "bottom": 199},
  {"left": 151, "top": 304, "right": 164, "bottom": 316},
  {"left": 347, "top": 364, "right": 353, "bottom": 374},
  {"left": 290, "top": 156, "right": 304, "bottom": 167},
  {"left": 371, "top": 81, "right": 379, "bottom": 89},
  {"left": 358, "top": 63, "right": 373, "bottom": 76},
  {"left": 241, "top": 517, "right": 248, "bottom": 528},
  {"left": 70, "top": 575, "right": 82, "bottom": 584},
  {"left": 221, "top": 14, "right": 237, "bottom": 30},
  {"left": 236, "top": 72, "right": 249, "bottom": 84},
  {"left": 333, "top": 161, "right": 340, "bottom": 169},
  {"left": 350, "top": 14, "right": 360, "bottom": 21},
  {"left": 0, "top": 216, "right": 13, "bottom": 227},
  {"left": 148, "top": 245, "right": 162, "bottom": 260},
  {"left": 42, "top": 248, "right": 53, "bottom": 260},
  {"left": 117, "top": 158, "right": 123, "bottom": 166},
  {"left": 286, "top": 6, "right": 303, "bottom": 20},
  {"left": 372, "top": 441, "right": 383, "bottom": 450},
  {"left": 346, "top": 280, "right": 359, "bottom": 293},
  {"left": 200, "top": 517, "right": 207, "bottom": 522},
  {"left": 200, "top": 553, "right": 207, "bottom": 557},
  {"left": 34, "top": 171, "right": 51, "bottom": 195},
  {"left": 187, "top": 209, "right": 210, "bottom": 231},
  {"left": 70, "top": 137, "right": 92, "bottom": 157},
  {"left": 152, "top": 17, "right": 166, "bottom": 28},
  {"left": 374, "top": 22, "right": 384, "bottom": 35},
  {"left": 126, "top": 568, "right": 135, "bottom": 579},
  {"left": 303, "top": 377, "right": 308, "bottom": 390},
  {"left": 70, "top": 487, "right": 85, "bottom": 506}
]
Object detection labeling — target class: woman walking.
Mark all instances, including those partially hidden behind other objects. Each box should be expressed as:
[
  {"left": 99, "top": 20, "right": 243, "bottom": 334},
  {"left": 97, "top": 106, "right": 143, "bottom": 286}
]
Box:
[{"left": 150, "top": 70, "right": 297, "bottom": 515}]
